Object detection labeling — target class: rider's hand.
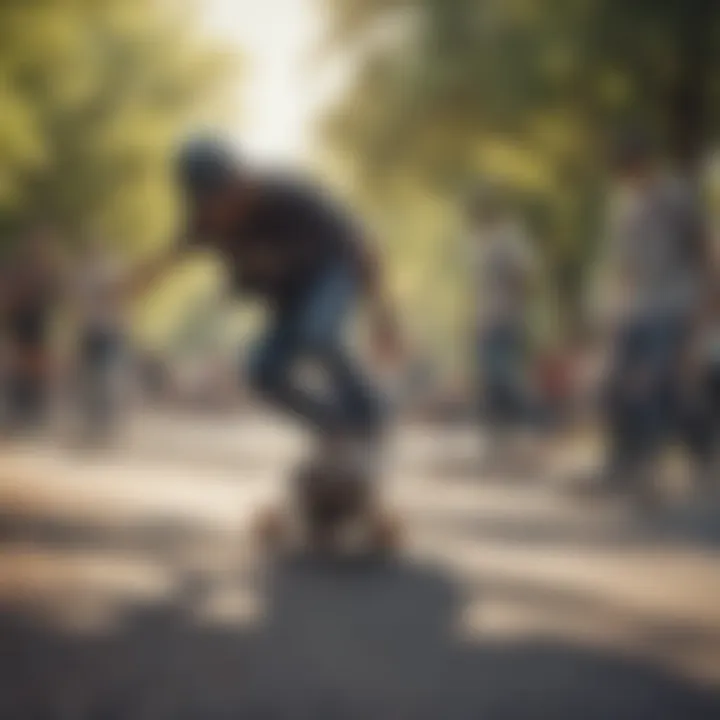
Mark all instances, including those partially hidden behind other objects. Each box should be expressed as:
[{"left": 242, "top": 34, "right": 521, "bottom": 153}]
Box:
[
  {"left": 176, "top": 228, "right": 198, "bottom": 254},
  {"left": 370, "top": 312, "right": 404, "bottom": 369}
]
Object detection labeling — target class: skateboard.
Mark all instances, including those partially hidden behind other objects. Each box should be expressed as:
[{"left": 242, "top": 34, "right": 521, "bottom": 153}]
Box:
[{"left": 253, "top": 452, "right": 400, "bottom": 557}]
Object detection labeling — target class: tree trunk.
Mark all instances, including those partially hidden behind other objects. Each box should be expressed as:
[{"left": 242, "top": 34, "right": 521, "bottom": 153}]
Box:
[{"left": 669, "top": 0, "right": 715, "bottom": 178}]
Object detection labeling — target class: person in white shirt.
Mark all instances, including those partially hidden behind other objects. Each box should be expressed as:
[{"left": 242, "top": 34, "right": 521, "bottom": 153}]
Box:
[
  {"left": 598, "top": 131, "right": 714, "bottom": 499},
  {"left": 468, "top": 187, "right": 538, "bottom": 464},
  {"left": 71, "top": 238, "right": 128, "bottom": 443}
]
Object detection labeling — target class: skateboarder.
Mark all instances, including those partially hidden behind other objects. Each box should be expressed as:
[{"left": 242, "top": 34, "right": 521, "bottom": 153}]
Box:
[{"left": 157, "top": 137, "right": 401, "bottom": 468}]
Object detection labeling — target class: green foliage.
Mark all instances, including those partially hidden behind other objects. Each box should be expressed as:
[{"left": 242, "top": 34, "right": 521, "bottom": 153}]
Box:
[
  {"left": 0, "top": 0, "right": 241, "bottom": 344},
  {"left": 323, "top": 0, "right": 720, "bottom": 359},
  {"left": 0, "top": 0, "right": 238, "bottom": 251}
]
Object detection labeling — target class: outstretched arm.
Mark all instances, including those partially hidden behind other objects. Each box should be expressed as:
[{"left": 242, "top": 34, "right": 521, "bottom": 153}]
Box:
[
  {"left": 351, "top": 234, "right": 402, "bottom": 362},
  {"left": 122, "top": 236, "right": 192, "bottom": 300}
]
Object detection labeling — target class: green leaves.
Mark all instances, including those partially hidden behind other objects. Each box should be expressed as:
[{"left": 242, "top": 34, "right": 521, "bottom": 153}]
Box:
[
  {"left": 323, "top": 0, "right": 720, "bottom": 348},
  {"left": 0, "top": 0, "right": 238, "bottom": 245}
]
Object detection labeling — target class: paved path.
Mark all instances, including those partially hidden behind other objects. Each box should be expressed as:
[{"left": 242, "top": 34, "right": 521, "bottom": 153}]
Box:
[{"left": 0, "top": 413, "right": 719, "bottom": 719}]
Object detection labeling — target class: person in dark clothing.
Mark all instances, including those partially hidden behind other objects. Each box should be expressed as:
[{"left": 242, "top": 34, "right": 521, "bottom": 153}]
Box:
[
  {"left": 70, "top": 238, "right": 128, "bottom": 443},
  {"left": 680, "top": 286, "right": 720, "bottom": 478},
  {"left": 153, "top": 137, "right": 400, "bottom": 459},
  {"left": 0, "top": 226, "right": 61, "bottom": 436}
]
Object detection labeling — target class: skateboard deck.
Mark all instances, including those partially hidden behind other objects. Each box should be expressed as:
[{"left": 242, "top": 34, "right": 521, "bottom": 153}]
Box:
[{"left": 253, "top": 453, "right": 400, "bottom": 557}]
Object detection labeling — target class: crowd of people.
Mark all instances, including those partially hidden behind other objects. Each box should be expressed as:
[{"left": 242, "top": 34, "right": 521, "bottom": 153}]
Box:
[
  {"left": 469, "top": 131, "right": 720, "bottom": 501},
  {"left": 0, "top": 131, "right": 718, "bottom": 504},
  {"left": 0, "top": 226, "right": 131, "bottom": 444},
  {"left": 0, "top": 139, "right": 400, "bottom": 461}
]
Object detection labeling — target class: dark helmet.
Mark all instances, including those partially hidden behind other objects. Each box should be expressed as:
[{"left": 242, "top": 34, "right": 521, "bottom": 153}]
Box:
[{"left": 175, "top": 135, "right": 242, "bottom": 199}]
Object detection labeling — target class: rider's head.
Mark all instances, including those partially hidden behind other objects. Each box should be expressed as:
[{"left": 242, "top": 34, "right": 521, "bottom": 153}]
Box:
[{"left": 175, "top": 135, "right": 245, "bottom": 235}]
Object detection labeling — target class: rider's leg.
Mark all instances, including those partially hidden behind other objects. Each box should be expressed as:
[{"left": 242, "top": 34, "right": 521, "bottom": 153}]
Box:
[
  {"left": 248, "top": 264, "right": 381, "bottom": 445},
  {"left": 293, "top": 266, "right": 381, "bottom": 437},
  {"left": 248, "top": 308, "right": 340, "bottom": 433},
  {"left": 250, "top": 268, "right": 385, "bottom": 543}
]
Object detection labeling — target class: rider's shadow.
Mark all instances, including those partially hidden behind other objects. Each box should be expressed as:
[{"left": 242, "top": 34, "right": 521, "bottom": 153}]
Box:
[
  {"left": 181, "top": 558, "right": 720, "bottom": 720},
  {"left": 1, "top": 557, "right": 718, "bottom": 720},
  {"left": 245, "top": 558, "right": 459, "bottom": 716}
]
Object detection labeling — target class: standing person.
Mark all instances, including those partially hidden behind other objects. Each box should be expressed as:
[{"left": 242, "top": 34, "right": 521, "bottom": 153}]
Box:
[
  {"left": 704, "top": 292, "right": 720, "bottom": 448},
  {"left": 0, "top": 258, "right": 10, "bottom": 431},
  {"left": 468, "top": 187, "right": 539, "bottom": 468},
  {"left": 681, "top": 282, "right": 720, "bottom": 481},
  {"left": 146, "top": 137, "right": 400, "bottom": 469},
  {"left": 70, "top": 237, "right": 128, "bottom": 444},
  {"left": 597, "top": 131, "right": 714, "bottom": 500},
  {"left": 0, "top": 225, "right": 62, "bottom": 437}
]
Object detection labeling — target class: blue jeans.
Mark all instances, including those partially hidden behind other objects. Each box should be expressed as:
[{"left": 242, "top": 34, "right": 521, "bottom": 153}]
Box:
[
  {"left": 248, "top": 264, "right": 380, "bottom": 435},
  {"left": 78, "top": 328, "right": 123, "bottom": 433},
  {"left": 605, "top": 311, "right": 689, "bottom": 469},
  {"left": 479, "top": 321, "right": 529, "bottom": 427}
]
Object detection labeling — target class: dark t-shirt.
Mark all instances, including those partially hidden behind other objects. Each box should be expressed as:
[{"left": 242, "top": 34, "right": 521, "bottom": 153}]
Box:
[
  {"left": 210, "top": 177, "right": 363, "bottom": 305},
  {"left": 3, "top": 264, "right": 58, "bottom": 350}
]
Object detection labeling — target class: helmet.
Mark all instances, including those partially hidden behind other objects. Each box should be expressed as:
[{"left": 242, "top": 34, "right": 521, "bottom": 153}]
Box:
[{"left": 175, "top": 135, "right": 242, "bottom": 199}]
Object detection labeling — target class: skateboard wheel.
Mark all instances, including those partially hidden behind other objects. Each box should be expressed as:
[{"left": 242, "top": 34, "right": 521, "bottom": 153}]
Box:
[
  {"left": 367, "top": 511, "right": 402, "bottom": 553},
  {"left": 252, "top": 506, "right": 288, "bottom": 551}
]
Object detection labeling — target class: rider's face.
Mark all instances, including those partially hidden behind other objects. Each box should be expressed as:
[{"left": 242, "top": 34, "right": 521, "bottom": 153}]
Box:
[{"left": 194, "top": 185, "right": 237, "bottom": 238}]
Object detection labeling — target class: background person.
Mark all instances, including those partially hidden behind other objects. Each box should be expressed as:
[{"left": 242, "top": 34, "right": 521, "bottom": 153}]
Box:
[
  {"left": 0, "top": 225, "right": 62, "bottom": 438},
  {"left": 151, "top": 137, "right": 402, "bottom": 469},
  {"left": 467, "top": 187, "right": 539, "bottom": 467},
  {"left": 69, "top": 237, "right": 129, "bottom": 444},
  {"left": 597, "top": 131, "right": 714, "bottom": 501}
]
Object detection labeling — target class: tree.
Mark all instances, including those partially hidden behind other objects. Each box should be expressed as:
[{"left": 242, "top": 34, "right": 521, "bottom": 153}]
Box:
[
  {"left": 0, "top": 0, "right": 241, "bottom": 343},
  {"left": 0, "top": 0, "right": 238, "bottom": 252},
  {"left": 321, "top": 0, "right": 720, "bottom": 353}
]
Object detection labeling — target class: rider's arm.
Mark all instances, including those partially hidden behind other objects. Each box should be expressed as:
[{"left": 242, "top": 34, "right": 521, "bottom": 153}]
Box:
[
  {"left": 123, "top": 232, "right": 197, "bottom": 299},
  {"left": 351, "top": 233, "right": 402, "bottom": 359}
]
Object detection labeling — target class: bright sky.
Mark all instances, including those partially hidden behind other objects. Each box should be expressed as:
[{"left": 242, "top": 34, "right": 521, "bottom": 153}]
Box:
[{"left": 200, "top": 0, "right": 341, "bottom": 164}]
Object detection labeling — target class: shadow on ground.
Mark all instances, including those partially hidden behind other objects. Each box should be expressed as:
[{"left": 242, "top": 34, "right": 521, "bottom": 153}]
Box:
[{"left": 0, "top": 557, "right": 717, "bottom": 720}]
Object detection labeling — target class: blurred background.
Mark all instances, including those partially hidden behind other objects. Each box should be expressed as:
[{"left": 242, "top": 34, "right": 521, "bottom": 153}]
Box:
[{"left": 0, "top": 1, "right": 720, "bottom": 718}]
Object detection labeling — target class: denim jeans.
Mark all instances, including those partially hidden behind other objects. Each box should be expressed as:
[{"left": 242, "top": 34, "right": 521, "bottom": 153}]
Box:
[
  {"left": 4, "top": 369, "right": 48, "bottom": 434},
  {"left": 478, "top": 321, "right": 529, "bottom": 427},
  {"left": 78, "top": 328, "right": 123, "bottom": 434},
  {"left": 605, "top": 311, "right": 689, "bottom": 468},
  {"left": 247, "top": 264, "right": 380, "bottom": 435}
]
